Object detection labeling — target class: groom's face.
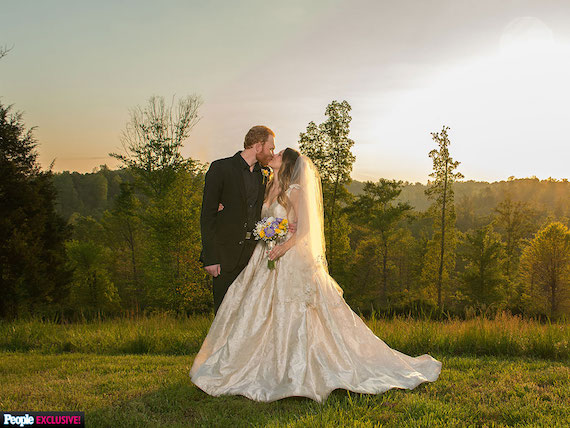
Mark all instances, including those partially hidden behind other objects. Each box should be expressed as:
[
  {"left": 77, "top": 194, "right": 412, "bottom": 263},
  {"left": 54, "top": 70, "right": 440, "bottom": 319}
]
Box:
[{"left": 255, "top": 135, "right": 275, "bottom": 166}]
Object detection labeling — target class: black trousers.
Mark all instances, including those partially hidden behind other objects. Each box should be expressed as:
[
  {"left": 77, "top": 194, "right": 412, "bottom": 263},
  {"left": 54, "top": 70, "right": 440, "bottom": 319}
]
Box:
[{"left": 212, "top": 241, "right": 257, "bottom": 314}]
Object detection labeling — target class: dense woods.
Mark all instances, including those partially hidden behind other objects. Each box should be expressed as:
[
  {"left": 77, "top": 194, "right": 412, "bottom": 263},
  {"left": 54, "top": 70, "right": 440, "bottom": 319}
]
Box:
[{"left": 2, "top": 99, "right": 569, "bottom": 321}]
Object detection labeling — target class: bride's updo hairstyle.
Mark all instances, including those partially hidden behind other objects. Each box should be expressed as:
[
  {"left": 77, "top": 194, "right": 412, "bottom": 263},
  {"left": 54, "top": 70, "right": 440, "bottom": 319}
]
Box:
[{"left": 266, "top": 147, "right": 300, "bottom": 210}]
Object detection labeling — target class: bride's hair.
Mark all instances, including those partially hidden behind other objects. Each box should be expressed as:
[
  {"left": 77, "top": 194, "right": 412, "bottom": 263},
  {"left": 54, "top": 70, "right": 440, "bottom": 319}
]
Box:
[{"left": 265, "top": 147, "right": 300, "bottom": 210}]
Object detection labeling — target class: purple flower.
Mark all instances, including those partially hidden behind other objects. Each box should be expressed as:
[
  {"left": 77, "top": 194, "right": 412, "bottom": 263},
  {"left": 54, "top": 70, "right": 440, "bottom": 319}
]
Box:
[{"left": 264, "top": 228, "right": 275, "bottom": 238}]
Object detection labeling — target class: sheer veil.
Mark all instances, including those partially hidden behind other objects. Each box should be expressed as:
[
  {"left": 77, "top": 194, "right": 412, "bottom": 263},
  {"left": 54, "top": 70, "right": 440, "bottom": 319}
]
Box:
[{"left": 288, "top": 154, "right": 329, "bottom": 273}]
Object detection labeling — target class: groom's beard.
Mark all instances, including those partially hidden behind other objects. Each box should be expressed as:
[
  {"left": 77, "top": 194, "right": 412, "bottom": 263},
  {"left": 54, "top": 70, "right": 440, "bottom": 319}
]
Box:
[{"left": 258, "top": 156, "right": 272, "bottom": 166}]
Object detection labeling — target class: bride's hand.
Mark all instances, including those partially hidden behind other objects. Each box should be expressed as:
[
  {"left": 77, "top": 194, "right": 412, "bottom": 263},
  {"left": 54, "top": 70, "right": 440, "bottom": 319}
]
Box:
[
  {"left": 268, "top": 242, "right": 291, "bottom": 261},
  {"left": 288, "top": 221, "right": 297, "bottom": 234}
]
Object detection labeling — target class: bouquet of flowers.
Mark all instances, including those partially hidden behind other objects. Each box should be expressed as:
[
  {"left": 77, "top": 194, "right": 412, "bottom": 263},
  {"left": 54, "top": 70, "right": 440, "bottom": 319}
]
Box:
[{"left": 253, "top": 216, "right": 289, "bottom": 269}]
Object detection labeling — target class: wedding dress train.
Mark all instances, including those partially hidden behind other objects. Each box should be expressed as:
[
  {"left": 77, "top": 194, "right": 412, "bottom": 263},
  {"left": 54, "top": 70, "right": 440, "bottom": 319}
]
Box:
[{"left": 189, "top": 185, "right": 442, "bottom": 403}]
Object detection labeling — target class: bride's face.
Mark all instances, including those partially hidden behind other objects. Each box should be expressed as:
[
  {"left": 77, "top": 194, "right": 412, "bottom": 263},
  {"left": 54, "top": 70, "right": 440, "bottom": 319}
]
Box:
[{"left": 268, "top": 149, "right": 284, "bottom": 170}]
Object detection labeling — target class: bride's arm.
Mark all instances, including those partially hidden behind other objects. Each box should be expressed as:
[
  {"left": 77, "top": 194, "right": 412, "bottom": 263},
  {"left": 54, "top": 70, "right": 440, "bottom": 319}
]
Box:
[{"left": 268, "top": 188, "right": 299, "bottom": 261}]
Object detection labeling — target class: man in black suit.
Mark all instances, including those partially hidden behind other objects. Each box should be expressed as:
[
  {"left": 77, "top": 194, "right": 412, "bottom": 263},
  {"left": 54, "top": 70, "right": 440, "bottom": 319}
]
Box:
[{"left": 199, "top": 125, "right": 275, "bottom": 314}]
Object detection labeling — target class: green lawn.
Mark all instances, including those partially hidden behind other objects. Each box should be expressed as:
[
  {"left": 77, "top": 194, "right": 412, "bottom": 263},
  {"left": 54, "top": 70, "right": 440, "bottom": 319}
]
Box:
[
  {"left": 0, "top": 313, "right": 568, "bottom": 427},
  {"left": 0, "top": 352, "right": 568, "bottom": 427}
]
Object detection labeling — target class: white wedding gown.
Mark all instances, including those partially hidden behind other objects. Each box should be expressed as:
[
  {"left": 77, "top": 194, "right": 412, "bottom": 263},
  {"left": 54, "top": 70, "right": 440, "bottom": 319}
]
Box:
[{"left": 190, "top": 190, "right": 442, "bottom": 403}]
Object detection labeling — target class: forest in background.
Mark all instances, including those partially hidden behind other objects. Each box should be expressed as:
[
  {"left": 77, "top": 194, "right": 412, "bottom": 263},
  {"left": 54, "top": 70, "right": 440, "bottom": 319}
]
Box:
[
  {"left": 2, "top": 95, "right": 569, "bottom": 322},
  {"left": 55, "top": 168, "right": 569, "bottom": 230}
]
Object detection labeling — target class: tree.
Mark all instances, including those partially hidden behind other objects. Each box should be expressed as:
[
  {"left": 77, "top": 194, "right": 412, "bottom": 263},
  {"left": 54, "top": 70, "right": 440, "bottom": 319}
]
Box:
[
  {"left": 345, "top": 237, "right": 383, "bottom": 310},
  {"left": 460, "top": 225, "right": 507, "bottom": 309},
  {"left": 0, "top": 102, "right": 73, "bottom": 319},
  {"left": 65, "top": 240, "right": 121, "bottom": 316},
  {"left": 346, "top": 179, "right": 412, "bottom": 302},
  {"left": 402, "top": 211, "right": 433, "bottom": 295},
  {"left": 52, "top": 171, "right": 82, "bottom": 219},
  {"left": 82, "top": 171, "right": 108, "bottom": 213},
  {"left": 299, "top": 100, "right": 355, "bottom": 274},
  {"left": 424, "top": 125, "right": 464, "bottom": 309},
  {"left": 110, "top": 94, "right": 202, "bottom": 199},
  {"left": 390, "top": 227, "right": 417, "bottom": 294},
  {"left": 493, "top": 194, "right": 536, "bottom": 281},
  {"left": 519, "top": 222, "right": 570, "bottom": 318},
  {"left": 100, "top": 181, "right": 145, "bottom": 311},
  {"left": 141, "top": 167, "right": 210, "bottom": 312}
]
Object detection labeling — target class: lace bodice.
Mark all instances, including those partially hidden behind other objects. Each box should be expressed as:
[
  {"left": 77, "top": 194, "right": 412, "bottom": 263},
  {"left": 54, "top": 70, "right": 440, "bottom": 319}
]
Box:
[
  {"left": 261, "top": 199, "right": 286, "bottom": 219},
  {"left": 261, "top": 184, "right": 299, "bottom": 219}
]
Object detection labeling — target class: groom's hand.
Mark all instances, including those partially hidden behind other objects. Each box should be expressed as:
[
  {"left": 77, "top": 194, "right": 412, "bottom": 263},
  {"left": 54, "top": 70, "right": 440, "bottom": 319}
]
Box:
[{"left": 205, "top": 264, "right": 221, "bottom": 277}]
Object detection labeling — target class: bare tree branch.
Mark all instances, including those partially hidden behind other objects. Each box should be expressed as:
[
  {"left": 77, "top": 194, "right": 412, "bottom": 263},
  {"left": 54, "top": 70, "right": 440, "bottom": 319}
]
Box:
[{"left": 0, "top": 44, "right": 14, "bottom": 60}]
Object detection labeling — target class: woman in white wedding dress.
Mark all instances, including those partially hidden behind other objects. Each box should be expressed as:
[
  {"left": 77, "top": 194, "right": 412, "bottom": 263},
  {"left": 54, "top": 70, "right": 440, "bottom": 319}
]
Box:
[{"left": 189, "top": 148, "right": 442, "bottom": 403}]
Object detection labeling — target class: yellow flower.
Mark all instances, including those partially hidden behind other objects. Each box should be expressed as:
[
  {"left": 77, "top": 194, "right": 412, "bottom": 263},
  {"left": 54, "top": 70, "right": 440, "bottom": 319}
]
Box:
[
  {"left": 260, "top": 230, "right": 265, "bottom": 238},
  {"left": 262, "top": 167, "right": 274, "bottom": 184}
]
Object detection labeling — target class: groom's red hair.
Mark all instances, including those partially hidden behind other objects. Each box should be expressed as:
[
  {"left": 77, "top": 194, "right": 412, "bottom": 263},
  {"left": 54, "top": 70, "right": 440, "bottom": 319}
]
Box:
[{"left": 244, "top": 125, "right": 275, "bottom": 149}]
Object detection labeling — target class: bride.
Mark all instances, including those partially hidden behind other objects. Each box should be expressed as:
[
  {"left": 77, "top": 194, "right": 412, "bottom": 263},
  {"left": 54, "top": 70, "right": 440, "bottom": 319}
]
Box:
[{"left": 189, "top": 148, "right": 442, "bottom": 403}]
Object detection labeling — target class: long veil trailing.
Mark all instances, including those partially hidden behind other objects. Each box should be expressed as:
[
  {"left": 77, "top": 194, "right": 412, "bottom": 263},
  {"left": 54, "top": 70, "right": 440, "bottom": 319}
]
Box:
[
  {"left": 289, "top": 155, "right": 327, "bottom": 269},
  {"left": 288, "top": 155, "right": 344, "bottom": 296}
]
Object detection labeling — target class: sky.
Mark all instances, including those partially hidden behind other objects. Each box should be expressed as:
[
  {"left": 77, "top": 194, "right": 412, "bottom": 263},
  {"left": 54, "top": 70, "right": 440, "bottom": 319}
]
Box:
[{"left": 1, "top": 0, "right": 569, "bottom": 183}]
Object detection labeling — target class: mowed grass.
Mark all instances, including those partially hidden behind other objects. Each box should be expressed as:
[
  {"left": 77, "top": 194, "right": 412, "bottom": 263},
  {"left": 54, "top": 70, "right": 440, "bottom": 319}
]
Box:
[
  {"left": 0, "top": 312, "right": 568, "bottom": 427},
  {"left": 0, "top": 353, "right": 568, "bottom": 427}
]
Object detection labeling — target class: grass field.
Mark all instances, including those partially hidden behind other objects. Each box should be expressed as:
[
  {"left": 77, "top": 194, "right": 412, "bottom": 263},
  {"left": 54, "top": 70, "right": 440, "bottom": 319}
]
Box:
[{"left": 0, "top": 312, "right": 568, "bottom": 427}]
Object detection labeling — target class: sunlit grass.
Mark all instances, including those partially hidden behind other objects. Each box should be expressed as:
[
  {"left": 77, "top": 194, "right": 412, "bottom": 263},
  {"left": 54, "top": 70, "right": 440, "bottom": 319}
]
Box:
[
  {"left": 0, "top": 312, "right": 213, "bottom": 356},
  {"left": 365, "top": 310, "right": 569, "bottom": 360},
  {"left": 1, "top": 312, "right": 568, "bottom": 426},
  {"left": 0, "top": 311, "right": 567, "bottom": 360},
  {"left": 0, "top": 352, "right": 568, "bottom": 427}
]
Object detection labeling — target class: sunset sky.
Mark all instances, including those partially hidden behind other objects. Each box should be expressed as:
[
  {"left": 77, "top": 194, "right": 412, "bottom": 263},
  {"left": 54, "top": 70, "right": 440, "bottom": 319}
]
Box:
[{"left": 1, "top": 0, "right": 569, "bottom": 183}]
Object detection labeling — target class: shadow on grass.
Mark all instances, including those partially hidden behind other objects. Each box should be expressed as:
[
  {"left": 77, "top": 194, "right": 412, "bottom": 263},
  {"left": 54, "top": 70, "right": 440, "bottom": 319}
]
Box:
[{"left": 86, "top": 379, "right": 412, "bottom": 428}]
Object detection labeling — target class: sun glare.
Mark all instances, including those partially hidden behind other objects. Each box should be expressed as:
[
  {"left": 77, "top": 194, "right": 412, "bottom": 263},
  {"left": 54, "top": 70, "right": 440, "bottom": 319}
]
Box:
[
  {"left": 496, "top": 17, "right": 568, "bottom": 86},
  {"left": 358, "top": 16, "right": 570, "bottom": 182},
  {"left": 500, "top": 17, "right": 556, "bottom": 56}
]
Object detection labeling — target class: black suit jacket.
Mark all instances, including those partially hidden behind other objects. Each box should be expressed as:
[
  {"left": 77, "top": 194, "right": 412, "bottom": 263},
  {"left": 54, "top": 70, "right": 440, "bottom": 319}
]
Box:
[{"left": 199, "top": 151, "right": 267, "bottom": 272}]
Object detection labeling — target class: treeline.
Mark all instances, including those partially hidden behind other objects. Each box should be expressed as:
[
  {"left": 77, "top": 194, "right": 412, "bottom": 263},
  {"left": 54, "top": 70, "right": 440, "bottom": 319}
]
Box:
[
  {"left": 56, "top": 168, "right": 568, "bottom": 231},
  {"left": 348, "top": 177, "right": 569, "bottom": 224},
  {"left": 1, "top": 97, "right": 569, "bottom": 321}
]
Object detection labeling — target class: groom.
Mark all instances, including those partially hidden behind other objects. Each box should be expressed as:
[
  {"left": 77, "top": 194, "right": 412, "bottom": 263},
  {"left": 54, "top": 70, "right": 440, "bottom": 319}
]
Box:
[{"left": 199, "top": 125, "right": 275, "bottom": 314}]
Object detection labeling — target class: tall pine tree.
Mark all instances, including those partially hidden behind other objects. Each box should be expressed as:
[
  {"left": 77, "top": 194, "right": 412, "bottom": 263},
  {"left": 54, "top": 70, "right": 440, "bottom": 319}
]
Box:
[
  {"left": 0, "top": 102, "right": 72, "bottom": 319},
  {"left": 423, "top": 126, "right": 463, "bottom": 309}
]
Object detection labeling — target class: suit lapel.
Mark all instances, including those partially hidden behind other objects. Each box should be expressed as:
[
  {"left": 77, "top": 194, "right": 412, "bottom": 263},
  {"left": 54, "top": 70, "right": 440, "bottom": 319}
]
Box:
[
  {"left": 232, "top": 152, "right": 247, "bottom": 215},
  {"left": 257, "top": 164, "right": 265, "bottom": 202},
  {"left": 233, "top": 152, "right": 266, "bottom": 216}
]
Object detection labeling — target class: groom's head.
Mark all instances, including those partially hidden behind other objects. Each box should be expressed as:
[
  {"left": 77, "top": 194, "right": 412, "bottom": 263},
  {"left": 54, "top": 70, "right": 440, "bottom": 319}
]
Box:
[{"left": 244, "top": 125, "right": 275, "bottom": 166}]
